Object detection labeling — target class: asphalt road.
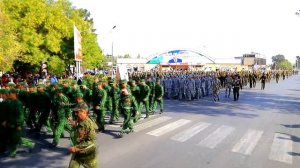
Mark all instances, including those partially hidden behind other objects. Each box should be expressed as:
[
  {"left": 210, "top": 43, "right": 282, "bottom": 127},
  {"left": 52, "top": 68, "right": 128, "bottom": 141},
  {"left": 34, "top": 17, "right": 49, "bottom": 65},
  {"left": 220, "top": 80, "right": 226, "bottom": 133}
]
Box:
[{"left": 1, "top": 75, "right": 300, "bottom": 168}]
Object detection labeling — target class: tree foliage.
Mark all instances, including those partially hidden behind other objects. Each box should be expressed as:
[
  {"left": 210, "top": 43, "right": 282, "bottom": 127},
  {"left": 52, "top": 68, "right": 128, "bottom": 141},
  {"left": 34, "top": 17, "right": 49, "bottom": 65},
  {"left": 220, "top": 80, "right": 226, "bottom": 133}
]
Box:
[
  {"left": 48, "top": 56, "right": 66, "bottom": 76},
  {"left": 272, "top": 54, "right": 285, "bottom": 64},
  {"left": 275, "top": 59, "right": 293, "bottom": 70},
  {"left": 1, "top": 0, "right": 103, "bottom": 73},
  {"left": 272, "top": 54, "right": 292, "bottom": 70},
  {"left": 0, "top": 1, "right": 22, "bottom": 71}
]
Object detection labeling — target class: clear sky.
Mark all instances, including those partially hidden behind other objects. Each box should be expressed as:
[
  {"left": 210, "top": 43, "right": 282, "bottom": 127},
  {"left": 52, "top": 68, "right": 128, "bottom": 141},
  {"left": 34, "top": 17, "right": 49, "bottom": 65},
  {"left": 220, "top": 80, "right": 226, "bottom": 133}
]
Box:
[{"left": 71, "top": 0, "right": 300, "bottom": 64}]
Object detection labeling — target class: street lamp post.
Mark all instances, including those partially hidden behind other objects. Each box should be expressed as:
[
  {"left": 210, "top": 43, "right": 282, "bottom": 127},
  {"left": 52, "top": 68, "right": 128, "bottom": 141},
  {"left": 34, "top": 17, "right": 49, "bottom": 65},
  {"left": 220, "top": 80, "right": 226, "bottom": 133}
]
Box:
[{"left": 111, "top": 25, "right": 116, "bottom": 78}]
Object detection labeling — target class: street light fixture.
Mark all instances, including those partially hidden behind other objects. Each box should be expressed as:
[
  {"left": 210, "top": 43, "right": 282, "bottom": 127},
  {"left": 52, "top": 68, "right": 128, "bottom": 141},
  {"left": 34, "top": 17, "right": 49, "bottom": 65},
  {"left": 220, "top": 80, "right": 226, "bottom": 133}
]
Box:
[{"left": 111, "top": 25, "right": 117, "bottom": 78}]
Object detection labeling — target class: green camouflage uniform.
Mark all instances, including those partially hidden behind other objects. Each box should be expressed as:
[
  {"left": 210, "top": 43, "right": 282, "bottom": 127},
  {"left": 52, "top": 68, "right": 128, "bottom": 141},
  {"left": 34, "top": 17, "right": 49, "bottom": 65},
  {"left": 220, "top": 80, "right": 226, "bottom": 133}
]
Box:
[
  {"left": 129, "top": 81, "right": 141, "bottom": 123},
  {"left": 153, "top": 82, "right": 164, "bottom": 113},
  {"left": 120, "top": 91, "right": 139, "bottom": 134},
  {"left": 93, "top": 85, "right": 107, "bottom": 132},
  {"left": 148, "top": 81, "right": 155, "bottom": 113},
  {"left": 108, "top": 81, "right": 120, "bottom": 124},
  {"left": 8, "top": 90, "right": 34, "bottom": 157},
  {"left": 36, "top": 86, "right": 51, "bottom": 132},
  {"left": 139, "top": 80, "right": 151, "bottom": 118},
  {"left": 51, "top": 89, "right": 71, "bottom": 146},
  {"left": 68, "top": 112, "right": 97, "bottom": 168}
]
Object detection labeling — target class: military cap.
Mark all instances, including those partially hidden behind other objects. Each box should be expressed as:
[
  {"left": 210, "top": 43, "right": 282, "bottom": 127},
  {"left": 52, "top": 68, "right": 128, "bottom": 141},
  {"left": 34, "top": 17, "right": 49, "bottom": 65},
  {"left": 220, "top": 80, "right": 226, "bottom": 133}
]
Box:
[
  {"left": 75, "top": 92, "right": 84, "bottom": 98},
  {"left": 29, "top": 84, "right": 36, "bottom": 88},
  {"left": 121, "top": 79, "right": 128, "bottom": 84},
  {"left": 109, "top": 79, "right": 116, "bottom": 84},
  {"left": 71, "top": 80, "right": 77, "bottom": 85},
  {"left": 37, "top": 84, "right": 45, "bottom": 88},
  {"left": 62, "top": 80, "right": 69, "bottom": 84},
  {"left": 72, "top": 103, "right": 89, "bottom": 112},
  {"left": 7, "top": 82, "right": 16, "bottom": 87},
  {"left": 18, "top": 82, "right": 26, "bottom": 86},
  {"left": 2, "top": 89, "right": 9, "bottom": 94},
  {"left": 9, "top": 89, "right": 19, "bottom": 94},
  {"left": 56, "top": 87, "right": 63, "bottom": 93}
]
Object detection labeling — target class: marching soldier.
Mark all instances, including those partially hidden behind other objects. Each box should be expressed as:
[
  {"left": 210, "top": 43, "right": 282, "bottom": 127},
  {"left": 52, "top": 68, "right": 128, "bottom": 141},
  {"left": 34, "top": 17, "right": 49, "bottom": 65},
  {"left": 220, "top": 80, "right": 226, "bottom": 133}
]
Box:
[
  {"left": 68, "top": 103, "right": 97, "bottom": 168},
  {"left": 26, "top": 84, "right": 38, "bottom": 131},
  {"left": 50, "top": 87, "right": 70, "bottom": 147},
  {"left": 7, "top": 89, "right": 34, "bottom": 157},
  {"left": 93, "top": 82, "right": 107, "bottom": 132},
  {"left": 233, "top": 74, "right": 242, "bottom": 101},
  {"left": 224, "top": 74, "right": 233, "bottom": 98},
  {"left": 35, "top": 84, "right": 51, "bottom": 133},
  {"left": 0, "top": 89, "right": 9, "bottom": 153},
  {"left": 119, "top": 81, "right": 139, "bottom": 136},
  {"left": 275, "top": 72, "right": 280, "bottom": 83},
  {"left": 260, "top": 73, "right": 267, "bottom": 90},
  {"left": 148, "top": 79, "right": 156, "bottom": 113},
  {"left": 212, "top": 76, "right": 221, "bottom": 102},
  {"left": 153, "top": 79, "right": 164, "bottom": 114},
  {"left": 138, "top": 79, "right": 151, "bottom": 118},
  {"left": 108, "top": 80, "right": 120, "bottom": 124}
]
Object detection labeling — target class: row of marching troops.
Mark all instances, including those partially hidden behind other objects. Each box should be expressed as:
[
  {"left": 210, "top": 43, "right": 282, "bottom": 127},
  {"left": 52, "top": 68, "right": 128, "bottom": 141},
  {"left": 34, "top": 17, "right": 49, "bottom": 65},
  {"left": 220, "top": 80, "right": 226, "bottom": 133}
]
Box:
[
  {"left": 129, "top": 70, "right": 297, "bottom": 102},
  {"left": 0, "top": 77, "right": 164, "bottom": 157}
]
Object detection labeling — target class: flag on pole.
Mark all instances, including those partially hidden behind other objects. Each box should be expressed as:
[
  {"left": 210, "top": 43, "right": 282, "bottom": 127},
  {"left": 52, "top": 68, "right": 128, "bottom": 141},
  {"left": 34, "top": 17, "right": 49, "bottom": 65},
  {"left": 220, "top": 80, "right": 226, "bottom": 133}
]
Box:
[{"left": 74, "top": 25, "right": 82, "bottom": 62}]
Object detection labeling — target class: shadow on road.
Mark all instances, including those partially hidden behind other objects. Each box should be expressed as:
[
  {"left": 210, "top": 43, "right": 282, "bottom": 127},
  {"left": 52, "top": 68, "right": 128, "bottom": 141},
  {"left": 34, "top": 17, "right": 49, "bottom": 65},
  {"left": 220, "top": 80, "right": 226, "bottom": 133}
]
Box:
[
  {"left": 102, "top": 129, "right": 123, "bottom": 139},
  {"left": 276, "top": 132, "right": 300, "bottom": 143},
  {"left": 281, "top": 124, "right": 300, "bottom": 128},
  {"left": 287, "top": 152, "right": 300, "bottom": 156}
]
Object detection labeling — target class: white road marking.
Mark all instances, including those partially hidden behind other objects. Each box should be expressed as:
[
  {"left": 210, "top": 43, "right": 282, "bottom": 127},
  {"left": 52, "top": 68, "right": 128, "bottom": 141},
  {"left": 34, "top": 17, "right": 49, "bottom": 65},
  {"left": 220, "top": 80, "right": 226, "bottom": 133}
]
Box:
[
  {"left": 232, "top": 129, "right": 263, "bottom": 155},
  {"left": 147, "top": 119, "right": 191, "bottom": 136},
  {"left": 107, "top": 114, "right": 159, "bottom": 128},
  {"left": 134, "top": 116, "right": 172, "bottom": 132},
  {"left": 269, "top": 133, "right": 293, "bottom": 164},
  {"left": 198, "top": 125, "right": 235, "bottom": 149},
  {"left": 171, "top": 122, "right": 211, "bottom": 142}
]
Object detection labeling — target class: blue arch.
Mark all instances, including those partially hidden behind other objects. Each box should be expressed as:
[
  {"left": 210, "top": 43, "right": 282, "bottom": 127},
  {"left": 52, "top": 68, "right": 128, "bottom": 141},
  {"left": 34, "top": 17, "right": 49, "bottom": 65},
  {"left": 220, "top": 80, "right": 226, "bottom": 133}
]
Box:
[{"left": 147, "top": 49, "right": 215, "bottom": 64}]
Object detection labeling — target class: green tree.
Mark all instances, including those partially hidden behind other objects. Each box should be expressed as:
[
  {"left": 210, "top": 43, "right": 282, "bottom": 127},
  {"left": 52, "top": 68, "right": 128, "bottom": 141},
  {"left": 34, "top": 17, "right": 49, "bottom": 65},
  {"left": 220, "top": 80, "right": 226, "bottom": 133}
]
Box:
[
  {"left": 272, "top": 54, "right": 285, "bottom": 70},
  {"left": 1, "top": 0, "right": 103, "bottom": 73},
  {"left": 0, "top": 1, "right": 21, "bottom": 71},
  {"left": 272, "top": 54, "right": 285, "bottom": 63},
  {"left": 276, "top": 59, "right": 293, "bottom": 70},
  {"left": 48, "top": 56, "right": 66, "bottom": 76}
]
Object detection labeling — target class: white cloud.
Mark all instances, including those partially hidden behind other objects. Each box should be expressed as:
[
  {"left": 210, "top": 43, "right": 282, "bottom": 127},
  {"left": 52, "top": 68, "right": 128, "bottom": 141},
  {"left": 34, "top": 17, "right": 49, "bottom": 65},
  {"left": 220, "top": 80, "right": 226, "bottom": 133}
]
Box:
[{"left": 71, "top": 0, "right": 300, "bottom": 64}]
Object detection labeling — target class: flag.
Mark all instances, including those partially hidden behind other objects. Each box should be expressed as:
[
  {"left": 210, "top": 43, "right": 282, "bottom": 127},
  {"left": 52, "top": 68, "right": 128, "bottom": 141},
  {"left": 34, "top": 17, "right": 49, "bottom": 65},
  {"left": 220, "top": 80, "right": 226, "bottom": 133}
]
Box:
[{"left": 74, "top": 25, "right": 82, "bottom": 62}]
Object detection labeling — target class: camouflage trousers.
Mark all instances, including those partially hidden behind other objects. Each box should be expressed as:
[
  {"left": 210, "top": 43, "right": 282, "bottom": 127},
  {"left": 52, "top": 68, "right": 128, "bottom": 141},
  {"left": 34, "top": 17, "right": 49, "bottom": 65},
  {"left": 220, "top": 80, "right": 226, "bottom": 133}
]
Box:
[{"left": 68, "top": 154, "right": 97, "bottom": 168}]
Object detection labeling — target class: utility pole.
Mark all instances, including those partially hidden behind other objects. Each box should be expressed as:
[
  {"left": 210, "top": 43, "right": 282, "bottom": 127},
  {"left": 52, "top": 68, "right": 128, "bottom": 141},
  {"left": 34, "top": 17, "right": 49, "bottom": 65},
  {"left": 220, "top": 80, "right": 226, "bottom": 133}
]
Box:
[{"left": 111, "top": 25, "right": 117, "bottom": 78}]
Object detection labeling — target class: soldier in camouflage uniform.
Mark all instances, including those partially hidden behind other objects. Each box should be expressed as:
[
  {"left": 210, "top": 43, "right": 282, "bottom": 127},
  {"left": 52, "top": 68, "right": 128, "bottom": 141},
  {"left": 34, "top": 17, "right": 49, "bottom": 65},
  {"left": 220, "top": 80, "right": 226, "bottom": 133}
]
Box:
[
  {"left": 138, "top": 79, "right": 151, "bottom": 118},
  {"left": 148, "top": 79, "right": 156, "bottom": 113},
  {"left": 35, "top": 84, "right": 51, "bottom": 133},
  {"left": 7, "top": 89, "right": 34, "bottom": 157},
  {"left": 50, "top": 87, "right": 70, "bottom": 147},
  {"left": 108, "top": 80, "right": 120, "bottom": 124},
  {"left": 153, "top": 79, "right": 164, "bottom": 114},
  {"left": 68, "top": 103, "right": 97, "bottom": 168},
  {"left": 26, "top": 84, "right": 38, "bottom": 131},
  {"left": 119, "top": 80, "right": 139, "bottom": 136},
  {"left": 93, "top": 82, "right": 107, "bottom": 132},
  {"left": 0, "top": 89, "right": 8, "bottom": 153}
]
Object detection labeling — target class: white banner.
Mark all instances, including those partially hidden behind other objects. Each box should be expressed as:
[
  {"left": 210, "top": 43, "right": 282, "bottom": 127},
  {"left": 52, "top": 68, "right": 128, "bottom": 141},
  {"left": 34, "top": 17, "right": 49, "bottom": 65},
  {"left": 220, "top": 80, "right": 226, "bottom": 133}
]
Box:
[
  {"left": 74, "top": 25, "right": 82, "bottom": 62},
  {"left": 118, "top": 64, "right": 129, "bottom": 80}
]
